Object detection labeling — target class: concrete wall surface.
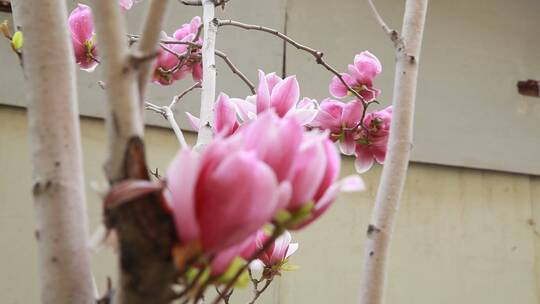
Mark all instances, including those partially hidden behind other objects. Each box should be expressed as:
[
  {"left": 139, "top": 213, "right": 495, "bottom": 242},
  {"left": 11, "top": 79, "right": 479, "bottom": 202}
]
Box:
[{"left": 1, "top": 106, "right": 539, "bottom": 303}]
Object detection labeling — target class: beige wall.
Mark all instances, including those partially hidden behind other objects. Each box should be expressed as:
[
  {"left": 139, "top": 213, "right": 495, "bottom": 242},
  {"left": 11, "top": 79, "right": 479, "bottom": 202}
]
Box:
[{"left": 1, "top": 105, "right": 539, "bottom": 303}]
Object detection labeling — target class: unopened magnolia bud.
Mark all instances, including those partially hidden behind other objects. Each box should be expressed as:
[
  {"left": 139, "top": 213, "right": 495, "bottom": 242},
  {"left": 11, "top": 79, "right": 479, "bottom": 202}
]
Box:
[
  {"left": 11, "top": 31, "right": 23, "bottom": 51},
  {"left": 0, "top": 20, "right": 11, "bottom": 39}
]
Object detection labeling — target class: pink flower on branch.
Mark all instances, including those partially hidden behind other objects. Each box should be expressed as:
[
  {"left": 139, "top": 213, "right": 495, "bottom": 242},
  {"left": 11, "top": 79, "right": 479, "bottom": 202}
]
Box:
[
  {"left": 329, "top": 51, "right": 382, "bottom": 102},
  {"left": 69, "top": 4, "right": 98, "bottom": 71},
  {"left": 153, "top": 17, "right": 203, "bottom": 85},
  {"left": 119, "top": 0, "right": 133, "bottom": 12},
  {"left": 312, "top": 99, "right": 393, "bottom": 173}
]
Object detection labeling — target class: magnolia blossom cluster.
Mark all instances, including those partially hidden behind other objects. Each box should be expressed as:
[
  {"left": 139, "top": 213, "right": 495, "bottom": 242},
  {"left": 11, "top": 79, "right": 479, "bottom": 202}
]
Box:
[
  {"left": 167, "top": 108, "right": 363, "bottom": 279},
  {"left": 68, "top": 2, "right": 203, "bottom": 83},
  {"left": 187, "top": 52, "right": 393, "bottom": 174},
  {"left": 153, "top": 17, "right": 203, "bottom": 85},
  {"left": 312, "top": 51, "right": 393, "bottom": 173}
]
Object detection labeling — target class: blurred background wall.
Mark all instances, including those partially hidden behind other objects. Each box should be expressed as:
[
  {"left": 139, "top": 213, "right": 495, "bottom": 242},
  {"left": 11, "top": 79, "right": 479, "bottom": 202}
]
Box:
[{"left": 1, "top": 0, "right": 540, "bottom": 303}]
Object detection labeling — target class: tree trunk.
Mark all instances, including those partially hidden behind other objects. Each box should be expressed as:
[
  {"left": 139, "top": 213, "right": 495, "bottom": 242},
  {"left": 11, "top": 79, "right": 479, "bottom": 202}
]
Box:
[
  {"left": 11, "top": 1, "right": 94, "bottom": 303},
  {"left": 90, "top": 1, "right": 178, "bottom": 303},
  {"left": 359, "top": 1, "right": 429, "bottom": 304},
  {"left": 195, "top": 0, "right": 218, "bottom": 148}
]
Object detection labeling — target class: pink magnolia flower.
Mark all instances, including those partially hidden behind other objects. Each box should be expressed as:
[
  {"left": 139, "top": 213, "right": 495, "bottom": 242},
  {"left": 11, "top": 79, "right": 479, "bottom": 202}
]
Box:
[
  {"left": 68, "top": 4, "right": 98, "bottom": 71},
  {"left": 251, "top": 230, "right": 298, "bottom": 268},
  {"left": 167, "top": 146, "right": 280, "bottom": 254},
  {"left": 329, "top": 51, "right": 382, "bottom": 102},
  {"left": 119, "top": 0, "right": 133, "bottom": 11},
  {"left": 173, "top": 16, "right": 203, "bottom": 81},
  {"left": 311, "top": 99, "right": 364, "bottom": 155},
  {"left": 186, "top": 93, "right": 241, "bottom": 137},
  {"left": 229, "top": 71, "right": 318, "bottom": 126},
  {"left": 353, "top": 106, "right": 392, "bottom": 173},
  {"left": 153, "top": 17, "right": 203, "bottom": 85}
]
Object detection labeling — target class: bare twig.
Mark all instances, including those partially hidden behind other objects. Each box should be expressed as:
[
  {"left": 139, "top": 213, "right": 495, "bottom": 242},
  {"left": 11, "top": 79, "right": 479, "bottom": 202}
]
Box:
[
  {"left": 215, "top": 286, "right": 233, "bottom": 304},
  {"left": 215, "top": 50, "right": 256, "bottom": 94},
  {"left": 145, "top": 101, "right": 189, "bottom": 148},
  {"left": 128, "top": 34, "right": 202, "bottom": 48},
  {"left": 180, "top": 0, "right": 231, "bottom": 7},
  {"left": 366, "top": 0, "right": 402, "bottom": 47},
  {"left": 216, "top": 19, "right": 367, "bottom": 105},
  {"left": 136, "top": 0, "right": 171, "bottom": 105},
  {"left": 170, "top": 81, "right": 202, "bottom": 108},
  {"left": 248, "top": 277, "right": 273, "bottom": 304}
]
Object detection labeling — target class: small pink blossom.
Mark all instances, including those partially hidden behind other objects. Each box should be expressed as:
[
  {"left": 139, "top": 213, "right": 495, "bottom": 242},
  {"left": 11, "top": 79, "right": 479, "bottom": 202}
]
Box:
[
  {"left": 153, "top": 17, "right": 203, "bottom": 85},
  {"left": 119, "top": 0, "right": 134, "bottom": 11},
  {"left": 311, "top": 99, "right": 364, "bottom": 155},
  {"left": 186, "top": 93, "right": 242, "bottom": 137},
  {"left": 68, "top": 4, "right": 98, "bottom": 71},
  {"left": 255, "top": 230, "right": 298, "bottom": 268},
  {"left": 353, "top": 106, "right": 392, "bottom": 173},
  {"left": 311, "top": 99, "right": 393, "bottom": 174},
  {"left": 329, "top": 51, "right": 382, "bottom": 102}
]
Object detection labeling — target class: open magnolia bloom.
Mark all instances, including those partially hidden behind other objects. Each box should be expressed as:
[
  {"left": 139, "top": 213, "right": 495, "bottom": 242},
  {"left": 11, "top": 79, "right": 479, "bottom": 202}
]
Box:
[
  {"left": 166, "top": 109, "right": 364, "bottom": 274},
  {"left": 69, "top": 4, "right": 98, "bottom": 71},
  {"left": 329, "top": 51, "right": 382, "bottom": 102},
  {"left": 186, "top": 70, "right": 319, "bottom": 134},
  {"left": 68, "top": 1, "right": 134, "bottom": 71},
  {"left": 153, "top": 16, "right": 203, "bottom": 85}
]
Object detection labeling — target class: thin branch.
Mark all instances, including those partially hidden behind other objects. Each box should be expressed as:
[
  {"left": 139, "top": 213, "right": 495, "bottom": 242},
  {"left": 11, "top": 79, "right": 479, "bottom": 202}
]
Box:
[
  {"left": 128, "top": 34, "right": 202, "bottom": 48},
  {"left": 248, "top": 277, "right": 273, "bottom": 304},
  {"left": 136, "top": 0, "right": 171, "bottom": 105},
  {"left": 215, "top": 50, "right": 256, "bottom": 94},
  {"left": 366, "top": 0, "right": 402, "bottom": 47},
  {"left": 216, "top": 19, "right": 367, "bottom": 105},
  {"left": 145, "top": 102, "right": 189, "bottom": 149},
  {"left": 180, "top": 0, "right": 231, "bottom": 7},
  {"left": 170, "top": 81, "right": 202, "bottom": 108}
]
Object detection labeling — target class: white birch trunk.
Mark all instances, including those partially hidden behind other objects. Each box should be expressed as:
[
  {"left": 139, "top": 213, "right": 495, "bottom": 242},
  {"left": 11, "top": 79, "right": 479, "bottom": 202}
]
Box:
[
  {"left": 136, "top": 0, "right": 170, "bottom": 103},
  {"left": 195, "top": 0, "right": 218, "bottom": 148},
  {"left": 359, "top": 1, "right": 429, "bottom": 304},
  {"left": 90, "top": 0, "right": 144, "bottom": 182},
  {"left": 10, "top": 1, "right": 94, "bottom": 303}
]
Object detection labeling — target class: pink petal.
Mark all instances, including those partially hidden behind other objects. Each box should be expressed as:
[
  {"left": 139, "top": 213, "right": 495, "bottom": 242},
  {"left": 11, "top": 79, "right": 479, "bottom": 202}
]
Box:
[
  {"left": 211, "top": 243, "right": 243, "bottom": 276},
  {"left": 167, "top": 149, "right": 202, "bottom": 245},
  {"left": 354, "top": 145, "right": 375, "bottom": 173},
  {"left": 242, "top": 111, "right": 303, "bottom": 182},
  {"left": 265, "top": 72, "right": 282, "bottom": 92},
  {"left": 197, "top": 151, "right": 279, "bottom": 252},
  {"left": 339, "top": 175, "right": 366, "bottom": 192},
  {"left": 270, "top": 76, "right": 300, "bottom": 117},
  {"left": 354, "top": 51, "right": 382, "bottom": 79},
  {"left": 310, "top": 99, "right": 344, "bottom": 131},
  {"left": 276, "top": 181, "right": 292, "bottom": 211},
  {"left": 285, "top": 108, "right": 318, "bottom": 125},
  {"left": 341, "top": 101, "right": 364, "bottom": 128},
  {"left": 214, "top": 93, "right": 238, "bottom": 136},
  {"left": 297, "top": 97, "right": 318, "bottom": 110},
  {"left": 191, "top": 63, "right": 203, "bottom": 81},
  {"left": 288, "top": 138, "right": 327, "bottom": 211},
  {"left": 69, "top": 4, "right": 94, "bottom": 45},
  {"left": 229, "top": 97, "right": 255, "bottom": 122},
  {"left": 285, "top": 243, "right": 298, "bottom": 259},
  {"left": 339, "top": 133, "right": 356, "bottom": 155},
  {"left": 119, "top": 0, "right": 133, "bottom": 12},
  {"left": 313, "top": 139, "right": 341, "bottom": 201},
  {"left": 256, "top": 70, "right": 271, "bottom": 114},
  {"left": 329, "top": 74, "right": 352, "bottom": 98},
  {"left": 185, "top": 112, "right": 201, "bottom": 130}
]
